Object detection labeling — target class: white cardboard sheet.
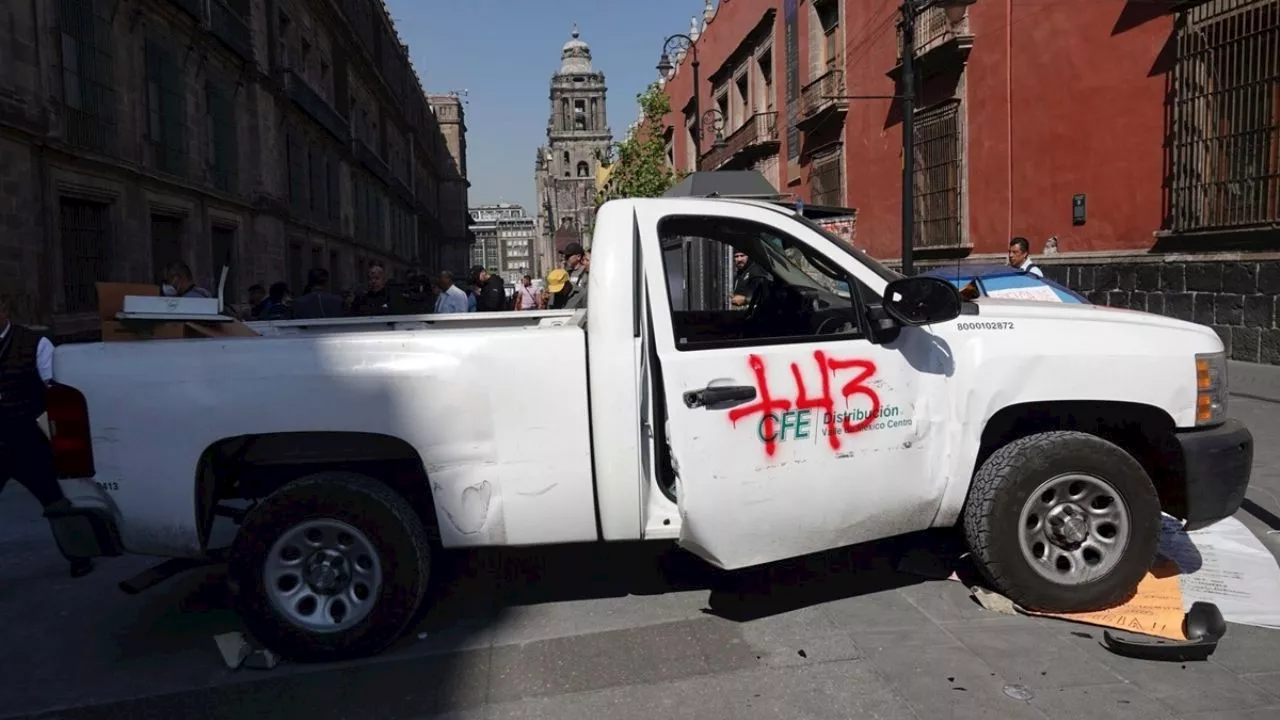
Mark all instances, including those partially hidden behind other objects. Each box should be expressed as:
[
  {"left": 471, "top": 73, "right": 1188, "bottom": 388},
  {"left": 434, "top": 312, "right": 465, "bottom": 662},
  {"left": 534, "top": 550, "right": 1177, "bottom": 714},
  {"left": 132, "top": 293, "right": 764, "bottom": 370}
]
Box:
[
  {"left": 984, "top": 285, "right": 1063, "bottom": 303},
  {"left": 1158, "top": 514, "right": 1280, "bottom": 629}
]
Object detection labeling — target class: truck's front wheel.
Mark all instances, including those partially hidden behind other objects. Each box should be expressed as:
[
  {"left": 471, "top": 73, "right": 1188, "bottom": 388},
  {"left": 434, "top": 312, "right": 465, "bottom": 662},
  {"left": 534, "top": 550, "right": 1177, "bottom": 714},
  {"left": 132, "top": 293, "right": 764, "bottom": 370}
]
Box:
[
  {"left": 228, "top": 472, "right": 431, "bottom": 662},
  {"left": 963, "top": 431, "right": 1161, "bottom": 612}
]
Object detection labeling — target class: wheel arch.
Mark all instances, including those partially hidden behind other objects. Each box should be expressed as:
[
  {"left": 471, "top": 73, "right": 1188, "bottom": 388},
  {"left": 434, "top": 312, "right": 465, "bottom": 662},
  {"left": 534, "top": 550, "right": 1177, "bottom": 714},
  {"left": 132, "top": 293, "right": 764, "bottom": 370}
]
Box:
[
  {"left": 970, "top": 400, "right": 1185, "bottom": 517},
  {"left": 195, "top": 431, "right": 439, "bottom": 548}
]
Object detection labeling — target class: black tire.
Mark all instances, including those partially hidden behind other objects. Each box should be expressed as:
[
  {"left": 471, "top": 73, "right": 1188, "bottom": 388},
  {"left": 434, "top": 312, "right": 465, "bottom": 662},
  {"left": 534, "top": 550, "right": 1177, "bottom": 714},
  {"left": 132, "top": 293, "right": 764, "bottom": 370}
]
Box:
[
  {"left": 962, "top": 431, "right": 1161, "bottom": 613},
  {"left": 227, "top": 472, "right": 431, "bottom": 662}
]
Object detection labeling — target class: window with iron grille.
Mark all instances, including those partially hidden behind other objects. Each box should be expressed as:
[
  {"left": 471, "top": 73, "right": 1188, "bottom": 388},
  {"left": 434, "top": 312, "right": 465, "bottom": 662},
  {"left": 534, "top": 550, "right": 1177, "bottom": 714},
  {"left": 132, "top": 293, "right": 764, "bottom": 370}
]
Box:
[
  {"left": 327, "top": 158, "right": 341, "bottom": 226},
  {"left": 353, "top": 173, "right": 366, "bottom": 241},
  {"left": 205, "top": 80, "right": 237, "bottom": 193},
  {"left": 287, "top": 131, "right": 307, "bottom": 212},
  {"left": 58, "top": 0, "right": 117, "bottom": 154},
  {"left": 912, "top": 101, "right": 964, "bottom": 249},
  {"left": 59, "top": 198, "right": 111, "bottom": 313},
  {"left": 809, "top": 145, "right": 843, "bottom": 206},
  {"left": 145, "top": 37, "right": 188, "bottom": 177},
  {"left": 150, "top": 215, "right": 184, "bottom": 283},
  {"left": 1168, "top": 0, "right": 1280, "bottom": 232},
  {"left": 308, "top": 146, "right": 327, "bottom": 219}
]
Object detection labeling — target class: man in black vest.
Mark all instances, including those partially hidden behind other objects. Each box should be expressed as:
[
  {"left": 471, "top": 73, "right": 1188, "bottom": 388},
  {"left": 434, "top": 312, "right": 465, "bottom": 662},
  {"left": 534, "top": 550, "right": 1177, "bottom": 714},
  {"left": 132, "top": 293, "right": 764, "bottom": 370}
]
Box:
[{"left": 0, "top": 295, "right": 92, "bottom": 577}]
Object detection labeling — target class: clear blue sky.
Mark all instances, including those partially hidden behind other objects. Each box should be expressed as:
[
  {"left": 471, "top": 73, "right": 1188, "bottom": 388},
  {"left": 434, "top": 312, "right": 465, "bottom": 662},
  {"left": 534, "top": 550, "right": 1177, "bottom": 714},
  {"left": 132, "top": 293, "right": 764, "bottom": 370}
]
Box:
[{"left": 386, "top": 0, "right": 706, "bottom": 211}]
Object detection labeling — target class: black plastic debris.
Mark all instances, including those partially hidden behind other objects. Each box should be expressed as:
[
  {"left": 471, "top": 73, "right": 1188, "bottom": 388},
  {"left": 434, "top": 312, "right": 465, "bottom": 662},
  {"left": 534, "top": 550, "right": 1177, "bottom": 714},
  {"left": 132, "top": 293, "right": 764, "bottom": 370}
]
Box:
[{"left": 1103, "top": 601, "right": 1227, "bottom": 662}]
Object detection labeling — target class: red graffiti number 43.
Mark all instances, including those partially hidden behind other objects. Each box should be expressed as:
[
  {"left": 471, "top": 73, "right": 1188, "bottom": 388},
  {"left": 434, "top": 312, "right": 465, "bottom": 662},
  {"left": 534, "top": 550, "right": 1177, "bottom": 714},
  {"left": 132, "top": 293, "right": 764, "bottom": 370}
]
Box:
[{"left": 728, "top": 351, "right": 881, "bottom": 457}]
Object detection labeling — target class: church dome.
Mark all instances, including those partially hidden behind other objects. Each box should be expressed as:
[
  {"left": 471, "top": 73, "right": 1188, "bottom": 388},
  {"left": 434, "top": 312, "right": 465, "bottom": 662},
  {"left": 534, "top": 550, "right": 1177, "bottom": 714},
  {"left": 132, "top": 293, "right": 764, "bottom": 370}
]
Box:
[{"left": 559, "top": 24, "right": 593, "bottom": 74}]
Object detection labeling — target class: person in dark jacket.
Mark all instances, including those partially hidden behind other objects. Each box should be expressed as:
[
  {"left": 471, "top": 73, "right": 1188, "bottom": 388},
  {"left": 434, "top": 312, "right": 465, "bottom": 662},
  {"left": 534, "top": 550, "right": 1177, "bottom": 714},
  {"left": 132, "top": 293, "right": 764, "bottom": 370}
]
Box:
[
  {"left": 261, "top": 282, "right": 293, "bottom": 320},
  {"left": 352, "top": 260, "right": 404, "bottom": 316},
  {"left": 471, "top": 265, "right": 507, "bottom": 312},
  {"left": 399, "top": 269, "right": 435, "bottom": 315},
  {"left": 292, "top": 268, "right": 346, "bottom": 319},
  {"left": 0, "top": 295, "right": 93, "bottom": 577}
]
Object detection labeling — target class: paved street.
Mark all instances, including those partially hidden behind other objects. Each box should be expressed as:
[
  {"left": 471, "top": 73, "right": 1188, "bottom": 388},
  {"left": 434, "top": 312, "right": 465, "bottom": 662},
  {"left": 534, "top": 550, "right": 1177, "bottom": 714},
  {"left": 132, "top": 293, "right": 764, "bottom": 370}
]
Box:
[{"left": 1, "top": 389, "right": 1277, "bottom": 720}]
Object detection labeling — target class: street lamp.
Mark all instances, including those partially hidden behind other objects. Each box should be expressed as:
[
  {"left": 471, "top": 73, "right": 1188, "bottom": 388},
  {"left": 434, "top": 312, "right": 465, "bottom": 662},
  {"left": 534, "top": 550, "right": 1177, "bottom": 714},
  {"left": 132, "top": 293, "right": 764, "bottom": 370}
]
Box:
[
  {"left": 701, "top": 108, "right": 727, "bottom": 155},
  {"left": 899, "top": 0, "right": 975, "bottom": 276},
  {"left": 656, "top": 32, "right": 704, "bottom": 170}
]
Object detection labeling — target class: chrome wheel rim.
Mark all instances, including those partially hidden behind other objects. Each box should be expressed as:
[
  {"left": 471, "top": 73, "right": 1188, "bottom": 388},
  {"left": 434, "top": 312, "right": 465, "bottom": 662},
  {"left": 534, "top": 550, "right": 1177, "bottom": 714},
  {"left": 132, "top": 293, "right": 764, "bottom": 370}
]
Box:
[
  {"left": 1017, "top": 473, "right": 1131, "bottom": 585},
  {"left": 263, "top": 519, "right": 383, "bottom": 633}
]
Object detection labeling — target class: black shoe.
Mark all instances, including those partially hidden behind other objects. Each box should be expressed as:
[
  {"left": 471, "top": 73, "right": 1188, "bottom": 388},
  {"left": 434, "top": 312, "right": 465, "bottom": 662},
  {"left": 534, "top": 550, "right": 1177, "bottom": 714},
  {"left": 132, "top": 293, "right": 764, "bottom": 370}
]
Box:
[{"left": 70, "top": 558, "right": 94, "bottom": 578}]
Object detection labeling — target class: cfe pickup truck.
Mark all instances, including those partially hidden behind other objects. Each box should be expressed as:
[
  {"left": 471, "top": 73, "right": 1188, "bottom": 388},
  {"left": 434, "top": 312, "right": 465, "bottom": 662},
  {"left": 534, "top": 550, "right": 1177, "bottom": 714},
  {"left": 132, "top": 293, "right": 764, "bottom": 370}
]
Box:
[{"left": 47, "top": 197, "right": 1253, "bottom": 662}]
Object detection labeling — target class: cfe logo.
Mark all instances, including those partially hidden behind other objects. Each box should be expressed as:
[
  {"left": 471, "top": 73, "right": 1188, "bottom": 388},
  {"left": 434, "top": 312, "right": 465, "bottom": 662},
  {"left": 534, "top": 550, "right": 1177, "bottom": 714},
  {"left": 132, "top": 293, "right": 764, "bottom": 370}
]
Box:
[{"left": 756, "top": 406, "right": 906, "bottom": 443}]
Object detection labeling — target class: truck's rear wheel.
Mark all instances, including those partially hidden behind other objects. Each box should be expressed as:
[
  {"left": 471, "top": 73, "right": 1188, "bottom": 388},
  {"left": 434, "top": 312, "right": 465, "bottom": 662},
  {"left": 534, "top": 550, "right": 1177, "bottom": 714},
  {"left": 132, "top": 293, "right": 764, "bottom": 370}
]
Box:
[
  {"left": 963, "top": 431, "right": 1161, "bottom": 612},
  {"left": 228, "top": 472, "right": 431, "bottom": 662}
]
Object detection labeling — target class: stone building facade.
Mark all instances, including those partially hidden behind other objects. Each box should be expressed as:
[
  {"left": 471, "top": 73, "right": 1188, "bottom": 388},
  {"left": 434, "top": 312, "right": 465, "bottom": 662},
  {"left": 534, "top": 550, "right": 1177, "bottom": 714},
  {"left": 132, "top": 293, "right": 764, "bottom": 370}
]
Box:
[
  {"left": 533, "top": 26, "right": 612, "bottom": 275},
  {"left": 0, "top": 0, "right": 471, "bottom": 340}
]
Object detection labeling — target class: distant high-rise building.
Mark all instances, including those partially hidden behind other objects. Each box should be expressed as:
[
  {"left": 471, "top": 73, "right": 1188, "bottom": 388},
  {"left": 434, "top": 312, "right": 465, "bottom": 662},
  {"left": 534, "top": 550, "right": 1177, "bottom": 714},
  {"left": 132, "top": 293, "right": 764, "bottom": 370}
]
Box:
[
  {"left": 469, "top": 203, "right": 536, "bottom": 286},
  {"left": 533, "top": 25, "right": 612, "bottom": 276}
]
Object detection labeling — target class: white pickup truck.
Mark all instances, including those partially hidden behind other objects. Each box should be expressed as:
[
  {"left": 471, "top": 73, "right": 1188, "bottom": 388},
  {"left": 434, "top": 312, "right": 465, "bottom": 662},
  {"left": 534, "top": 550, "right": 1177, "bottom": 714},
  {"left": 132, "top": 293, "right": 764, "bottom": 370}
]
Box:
[{"left": 46, "top": 197, "right": 1253, "bottom": 662}]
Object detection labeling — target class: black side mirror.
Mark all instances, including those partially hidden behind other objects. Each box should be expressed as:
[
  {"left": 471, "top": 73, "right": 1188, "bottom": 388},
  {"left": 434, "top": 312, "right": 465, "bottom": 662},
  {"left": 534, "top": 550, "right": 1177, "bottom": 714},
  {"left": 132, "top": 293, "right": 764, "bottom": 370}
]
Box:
[{"left": 882, "top": 276, "right": 962, "bottom": 327}]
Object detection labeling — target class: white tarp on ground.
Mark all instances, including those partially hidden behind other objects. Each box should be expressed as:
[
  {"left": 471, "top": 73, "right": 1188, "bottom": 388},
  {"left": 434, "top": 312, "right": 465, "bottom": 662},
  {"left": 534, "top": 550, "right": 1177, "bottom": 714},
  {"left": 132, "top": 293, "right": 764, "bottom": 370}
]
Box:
[{"left": 1158, "top": 514, "right": 1280, "bottom": 629}]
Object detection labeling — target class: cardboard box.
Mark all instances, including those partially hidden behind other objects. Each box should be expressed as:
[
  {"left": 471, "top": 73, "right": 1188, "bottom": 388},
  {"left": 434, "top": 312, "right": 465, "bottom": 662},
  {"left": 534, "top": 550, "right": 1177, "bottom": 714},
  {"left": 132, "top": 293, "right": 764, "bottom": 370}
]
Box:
[
  {"left": 95, "top": 282, "right": 260, "bottom": 342},
  {"left": 122, "top": 294, "right": 220, "bottom": 316},
  {"left": 100, "top": 320, "right": 259, "bottom": 342},
  {"left": 96, "top": 282, "right": 159, "bottom": 321}
]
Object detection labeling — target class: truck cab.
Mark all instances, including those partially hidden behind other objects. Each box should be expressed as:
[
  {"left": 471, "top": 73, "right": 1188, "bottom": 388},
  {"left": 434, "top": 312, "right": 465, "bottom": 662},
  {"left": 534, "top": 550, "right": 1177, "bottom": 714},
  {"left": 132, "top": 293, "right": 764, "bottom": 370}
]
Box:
[{"left": 48, "top": 197, "right": 1253, "bottom": 662}]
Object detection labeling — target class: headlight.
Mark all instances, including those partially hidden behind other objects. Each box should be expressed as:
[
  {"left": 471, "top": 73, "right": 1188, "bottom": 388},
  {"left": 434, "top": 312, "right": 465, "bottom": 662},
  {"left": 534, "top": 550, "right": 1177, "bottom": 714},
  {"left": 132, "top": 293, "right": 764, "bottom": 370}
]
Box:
[{"left": 1195, "top": 351, "right": 1227, "bottom": 426}]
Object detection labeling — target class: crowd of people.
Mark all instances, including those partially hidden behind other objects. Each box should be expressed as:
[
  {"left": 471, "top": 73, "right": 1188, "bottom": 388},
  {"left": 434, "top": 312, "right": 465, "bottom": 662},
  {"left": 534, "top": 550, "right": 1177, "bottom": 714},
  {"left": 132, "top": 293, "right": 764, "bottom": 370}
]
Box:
[{"left": 233, "top": 242, "right": 591, "bottom": 322}]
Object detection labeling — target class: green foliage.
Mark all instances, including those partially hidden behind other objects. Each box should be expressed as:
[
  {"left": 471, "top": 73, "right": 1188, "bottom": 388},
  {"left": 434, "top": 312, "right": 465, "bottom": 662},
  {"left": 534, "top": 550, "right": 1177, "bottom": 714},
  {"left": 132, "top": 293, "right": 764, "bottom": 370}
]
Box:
[{"left": 595, "top": 83, "right": 684, "bottom": 206}]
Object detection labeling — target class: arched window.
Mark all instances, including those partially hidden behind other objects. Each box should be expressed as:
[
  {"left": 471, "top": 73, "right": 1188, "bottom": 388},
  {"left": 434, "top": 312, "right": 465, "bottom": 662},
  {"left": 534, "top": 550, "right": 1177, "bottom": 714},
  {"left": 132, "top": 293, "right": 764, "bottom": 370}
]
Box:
[
  {"left": 563, "top": 151, "right": 571, "bottom": 177},
  {"left": 577, "top": 161, "right": 590, "bottom": 177}
]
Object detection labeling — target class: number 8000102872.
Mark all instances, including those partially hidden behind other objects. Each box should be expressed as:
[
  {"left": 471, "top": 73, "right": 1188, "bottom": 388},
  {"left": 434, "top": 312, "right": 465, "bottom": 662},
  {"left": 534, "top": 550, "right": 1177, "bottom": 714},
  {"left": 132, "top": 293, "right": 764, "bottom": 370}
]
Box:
[{"left": 956, "top": 321, "right": 1015, "bottom": 331}]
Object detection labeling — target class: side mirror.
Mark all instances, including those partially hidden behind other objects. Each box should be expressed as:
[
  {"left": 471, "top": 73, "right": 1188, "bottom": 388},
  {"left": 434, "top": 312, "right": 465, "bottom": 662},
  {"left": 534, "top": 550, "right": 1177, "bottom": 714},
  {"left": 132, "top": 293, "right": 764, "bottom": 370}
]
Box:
[{"left": 882, "top": 276, "right": 962, "bottom": 327}]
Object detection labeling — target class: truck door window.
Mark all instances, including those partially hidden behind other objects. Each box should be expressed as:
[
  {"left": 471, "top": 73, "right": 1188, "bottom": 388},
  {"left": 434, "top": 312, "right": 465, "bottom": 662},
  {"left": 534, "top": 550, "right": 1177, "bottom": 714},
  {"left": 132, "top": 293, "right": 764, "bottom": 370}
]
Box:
[{"left": 656, "top": 215, "right": 865, "bottom": 350}]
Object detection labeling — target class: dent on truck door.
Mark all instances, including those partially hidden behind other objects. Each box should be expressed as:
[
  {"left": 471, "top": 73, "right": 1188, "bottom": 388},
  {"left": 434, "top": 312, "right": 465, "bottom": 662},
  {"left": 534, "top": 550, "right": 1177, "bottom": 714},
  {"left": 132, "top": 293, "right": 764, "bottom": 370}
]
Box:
[{"left": 636, "top": 203, "right": 940, "bottom": 570}]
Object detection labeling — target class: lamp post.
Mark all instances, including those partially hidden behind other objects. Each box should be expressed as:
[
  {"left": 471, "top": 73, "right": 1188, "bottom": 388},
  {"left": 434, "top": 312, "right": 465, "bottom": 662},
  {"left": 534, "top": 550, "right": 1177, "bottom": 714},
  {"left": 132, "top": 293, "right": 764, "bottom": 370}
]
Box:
[
  {"left": 656, "top": 33, "right": 702, "bottom": 170},
  {"left": 898, "top": 0, "right": 974, "bottom": 276},
  {"left": 701, "top": 108, "right": 727, "bottom": 159}
]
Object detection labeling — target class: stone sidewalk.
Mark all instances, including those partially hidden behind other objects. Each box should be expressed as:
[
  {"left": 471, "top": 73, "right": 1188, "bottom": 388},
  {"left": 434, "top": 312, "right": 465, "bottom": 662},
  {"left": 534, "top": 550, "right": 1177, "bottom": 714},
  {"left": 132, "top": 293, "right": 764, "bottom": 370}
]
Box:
[{"left": 1229, "top": 360, "right": 1280, "bottom": 403}]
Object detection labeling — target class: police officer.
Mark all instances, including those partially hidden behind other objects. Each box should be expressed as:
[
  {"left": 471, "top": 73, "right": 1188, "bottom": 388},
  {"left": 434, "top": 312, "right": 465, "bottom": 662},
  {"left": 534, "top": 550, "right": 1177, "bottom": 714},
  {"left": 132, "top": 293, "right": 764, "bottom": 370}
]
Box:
[{"left": 0, "top": 295, "right": 92, "bottom": 577}]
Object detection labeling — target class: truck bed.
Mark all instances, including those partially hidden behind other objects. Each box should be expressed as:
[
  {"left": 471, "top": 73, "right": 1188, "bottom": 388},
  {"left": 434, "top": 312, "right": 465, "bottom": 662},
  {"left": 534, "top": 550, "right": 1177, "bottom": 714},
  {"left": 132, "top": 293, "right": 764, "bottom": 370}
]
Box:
[{"left": 52, "top": 316, "right": 598, "bottom": 557}]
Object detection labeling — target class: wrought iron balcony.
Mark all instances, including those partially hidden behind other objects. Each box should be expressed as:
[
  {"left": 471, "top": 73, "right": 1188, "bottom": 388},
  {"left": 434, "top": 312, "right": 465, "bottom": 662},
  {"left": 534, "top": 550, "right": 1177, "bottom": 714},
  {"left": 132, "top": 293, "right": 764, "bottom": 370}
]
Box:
[
  {"left": 283, "top": 71, "right": 350, "bottom": 145},
  {"left": 702, "top": 111, "right": 780, "bottom": 170},
  {"left": 798, "top": 70, "right": 847, "bottom": 128},
  {"left": 210, "top": 0, "right": 253, "bottom": 63},
  {"left": 897, "top": 4, "right": 974, "bottom": 62}
]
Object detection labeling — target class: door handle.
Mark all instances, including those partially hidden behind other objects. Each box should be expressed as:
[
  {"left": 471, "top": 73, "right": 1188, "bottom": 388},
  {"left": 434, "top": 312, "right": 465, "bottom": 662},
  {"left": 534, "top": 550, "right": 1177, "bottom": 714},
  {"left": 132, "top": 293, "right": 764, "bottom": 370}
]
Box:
[{"left": 683, "top": 385, "right": 757, "bottom": 409}]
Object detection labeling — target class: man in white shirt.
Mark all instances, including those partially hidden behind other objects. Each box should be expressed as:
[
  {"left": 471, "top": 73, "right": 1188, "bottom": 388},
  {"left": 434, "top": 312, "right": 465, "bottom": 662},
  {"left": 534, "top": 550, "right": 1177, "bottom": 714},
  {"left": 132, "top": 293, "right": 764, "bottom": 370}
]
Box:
[
  {"left": 1008, "top": 237, "right": 1044, "bottom": 277},
  {"left": 0, "top": 294, "right": 92, "bottom": 577},
  {"left": 434, "top": 270, "right": 470, "bottom": 314},
  {"left": 515, "top": 275, "right": 539, "bottom": 311}
]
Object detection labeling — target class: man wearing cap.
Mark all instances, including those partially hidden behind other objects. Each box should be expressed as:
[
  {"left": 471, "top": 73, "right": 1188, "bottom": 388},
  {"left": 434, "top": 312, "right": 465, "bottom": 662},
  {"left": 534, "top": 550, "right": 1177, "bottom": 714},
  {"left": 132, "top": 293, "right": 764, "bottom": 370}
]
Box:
[
  {"left": 471, "top": 265, "right": 507, "bottom": 312},
  {"left": 561, "top": 242, "right": 589, "bottom": 310},
  {"left": 543, "top": 268, "right": 572, "bottom": 309}
]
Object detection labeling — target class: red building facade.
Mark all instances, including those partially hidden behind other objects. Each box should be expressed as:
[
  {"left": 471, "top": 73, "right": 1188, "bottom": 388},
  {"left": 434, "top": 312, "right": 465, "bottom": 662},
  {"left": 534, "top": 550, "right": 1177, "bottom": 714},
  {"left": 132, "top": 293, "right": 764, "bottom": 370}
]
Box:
[{"left": 661, "top": 0, "right": 1280, "bottom": 363}]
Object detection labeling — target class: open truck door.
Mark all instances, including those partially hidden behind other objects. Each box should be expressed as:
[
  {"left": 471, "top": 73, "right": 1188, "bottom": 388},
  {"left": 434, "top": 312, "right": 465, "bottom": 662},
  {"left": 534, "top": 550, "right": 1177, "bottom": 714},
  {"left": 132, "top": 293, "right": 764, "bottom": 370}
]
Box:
[{"left": 636, "top": 200, "right": 946, "bottom": 570}]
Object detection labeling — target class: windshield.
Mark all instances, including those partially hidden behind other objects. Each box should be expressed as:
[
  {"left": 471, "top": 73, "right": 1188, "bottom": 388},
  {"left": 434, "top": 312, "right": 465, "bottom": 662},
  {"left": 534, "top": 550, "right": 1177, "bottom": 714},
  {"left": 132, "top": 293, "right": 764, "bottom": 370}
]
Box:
[{"left": 792, "top": 213, "right": 903, "bottom": 283}]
